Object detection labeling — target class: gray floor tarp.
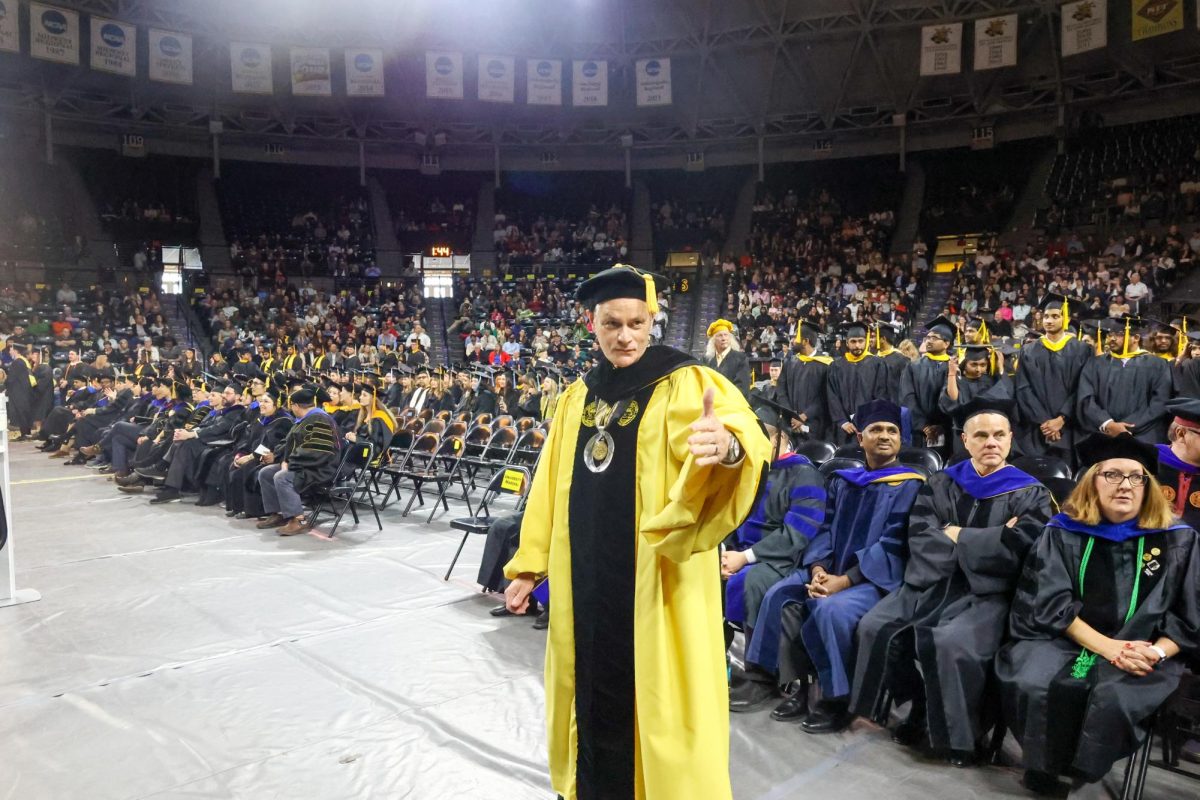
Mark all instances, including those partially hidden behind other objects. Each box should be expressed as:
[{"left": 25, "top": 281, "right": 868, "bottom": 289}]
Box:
[{"left": 0, "top": 444, "right": 1193, "bottom": 799}]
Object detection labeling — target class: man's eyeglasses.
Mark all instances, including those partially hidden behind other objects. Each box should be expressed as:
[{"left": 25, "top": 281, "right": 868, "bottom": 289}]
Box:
[{"left": 1097, "top": 470, "right": 1149, "bottom": 487}]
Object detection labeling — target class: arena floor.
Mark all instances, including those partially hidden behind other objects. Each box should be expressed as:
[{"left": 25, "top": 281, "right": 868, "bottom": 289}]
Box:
[{"left": 1, "top": 444, "right": 1194, "bottom": 799}]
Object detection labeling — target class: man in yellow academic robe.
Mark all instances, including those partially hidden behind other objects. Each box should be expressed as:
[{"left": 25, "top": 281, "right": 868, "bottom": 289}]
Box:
[{"left": 505, "top": 265, "right": 771, "bottom": 800}]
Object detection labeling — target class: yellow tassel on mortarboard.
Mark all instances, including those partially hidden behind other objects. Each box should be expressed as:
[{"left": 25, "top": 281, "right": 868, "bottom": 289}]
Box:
[
  {"left": 1061, "top": 298, "right": 1071, "bottom": 331},
  {"left": 1123, "top": 318, "right": 1131, "bottom": 358}
]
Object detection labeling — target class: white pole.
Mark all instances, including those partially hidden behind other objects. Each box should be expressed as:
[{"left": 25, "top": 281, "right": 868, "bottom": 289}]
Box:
[{"left": 0, "top": 394, "right": 41, "bottom": 609}]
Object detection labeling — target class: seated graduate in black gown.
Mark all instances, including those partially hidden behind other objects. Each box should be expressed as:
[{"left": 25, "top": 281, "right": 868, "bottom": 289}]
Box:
[
  {"left": 996, "top": 435, "right": 1200, "bottom": 796},
  {"left": 851, "top": 395, "right": 1052, "bottom": 767}
]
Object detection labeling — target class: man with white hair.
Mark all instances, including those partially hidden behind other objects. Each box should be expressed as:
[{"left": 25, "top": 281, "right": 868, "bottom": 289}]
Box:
[
  {"left": 703, "top": 318, "right": 751, "bottom": 396},
  {"left": 504, "top": 265, "right": 770, "bottom": 800}
]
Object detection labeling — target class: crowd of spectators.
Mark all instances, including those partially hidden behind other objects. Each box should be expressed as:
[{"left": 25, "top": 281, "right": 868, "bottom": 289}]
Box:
[
  {"left": 0, "top": 159, "right": 81, "bottom": 265},
  {"left": 934, "top": 226, "right": 1198, "bottom": 341},
  {"left": 650, "top": 197, "right": 727, "bottom": 239},
  {"left": 394, "top": 197, "right": 475, "bottom": 243},
  {"left": 918, "top": 145, "right": 1034, "bottom": 237},
  {"left": 727, "top": 184, "right": 918, "bottom": 358},
  {"left": 447, "top": 275, "right": 670, "bottom": 370},
  {"left": 219, "top": 166, "right": 377, "bottom": 286},
  {"left": 1041, "top": 113, "right": 1200, "bottom": 233},
  {"left": 493, "top": 202, "right": 628, "bottom": 268},
  {"left": 192, "top": 279, "right": 427, "bottom": 370},
  {"left": 0, "top": 283, "right": 177, "bottom": 372}
]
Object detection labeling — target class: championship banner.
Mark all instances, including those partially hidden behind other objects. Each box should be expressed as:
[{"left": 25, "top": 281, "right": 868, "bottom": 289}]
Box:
[
  {"left": 635, "top": 58, "right": 671, "bottom": 106},
  {"left": 1061, "top": 1, "right": 1107, "bottom": 56},
  {"left": 1131, "top": 0, "right": 1183, "bottom": 40},
  {"left": 90, "top": 17, "right": 135, "bottom": 76},
  {"left": 973, "top": 14, "right": 1017, "bottom": 70},
  {"left": 0, "top": 1, "right": 19, "bottom": 54},
  {"left": 477, "top": 55, "right": 514, "bottom": 103},
  {"left": 290, "top": 47, "right": 331, "bottom": 96},
  {"left": 572, "top": 59, "right": 607, "bottom": 106},
  {"left": 345, "top": 48, "right": 385, "bottom": 96},
  {"left": 919, "top": 22, "right": 962, "bottom": 75},
  {"left": 149, "top": 30, "right": 192, "bottom": 84},
  {"left": 29, "top": 3, "right": 79, "bottom": 65},
  {"left": 230, "top": 42, "right": 273, "bottom": 94},
  {"left": 527, "top": 58, "right": 562, "bottom": 106},
  {"left": 426, "top": 51, "right": 463, "bottom": 99}
]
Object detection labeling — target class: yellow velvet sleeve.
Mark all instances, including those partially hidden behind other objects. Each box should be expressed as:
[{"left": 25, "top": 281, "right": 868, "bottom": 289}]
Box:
[
  {"left": 502, "top": 385, "right": 577, "bottom": 580},
  {"left": 640, "top": 364, "right": 771, "bottom": 562}
]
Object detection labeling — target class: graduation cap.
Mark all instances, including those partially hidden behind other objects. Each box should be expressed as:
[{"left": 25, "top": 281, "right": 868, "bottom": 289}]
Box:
[
  {"left": 795, "top": 317, "right": 824, "bottom": 346},
  {"left": 924, "top": 314, "right": 955, "bottom": 342},
  {"left": 951, "top": 390, "right": 1016, "bottom": 428},
  {"left": 854, "top": 399, "right": 903, "bottom": 429},
  {"left": 839, "top": 321, "right": 869, "bottom": 339},
  {"left": 1076, "top": 434, "right": 1158, "bottom": 475},
  {"left": 1166, "top": 397, "right": 1200, "bottom": 430},
  {"left": 1038, "top": 293, "right": 1073, "bottom": 328},
  {"left": 963, "top": 315, "right": 992, "bottom": 344},
  {"left": 576, "top": 264, "right": 665, "bottom": 314}
]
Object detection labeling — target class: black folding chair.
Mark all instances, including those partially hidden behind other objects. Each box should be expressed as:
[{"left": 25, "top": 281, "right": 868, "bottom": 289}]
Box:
[
  {"left": 304, "top": 441, "right": 382, "bottom": 537},
  {"left": 818, "top": 456, "right": 865, "bottom": 479},
  {"left": 376, "top": 430, "right": 419, "bottom": 508},
  {"left": 445, "top": 465, "right": 532, "bottom": 580},
  {"left": 510, "top": 428, "right": 546, "bottom": 468},
  {"left": 794, "top": 439, "right": 836, "bottom": 465},
  {"left": 399, "top": 435, "right": 466, "bottom": 519}
]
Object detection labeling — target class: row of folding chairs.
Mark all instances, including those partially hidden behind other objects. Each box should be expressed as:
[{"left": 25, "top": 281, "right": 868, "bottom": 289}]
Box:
[{"left": 372, "top": 415, "right": 547, "bottom": 523}]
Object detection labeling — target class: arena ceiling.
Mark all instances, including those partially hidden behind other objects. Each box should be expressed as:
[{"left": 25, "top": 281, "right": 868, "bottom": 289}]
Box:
[{"left": 2, "top": 0, "right": 1200, "bottom": 160}]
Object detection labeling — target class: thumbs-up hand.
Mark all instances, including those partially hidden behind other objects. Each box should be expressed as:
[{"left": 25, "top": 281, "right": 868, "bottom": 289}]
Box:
[{"left": 687, "top": 387, "right": 733, "bottom": 466}]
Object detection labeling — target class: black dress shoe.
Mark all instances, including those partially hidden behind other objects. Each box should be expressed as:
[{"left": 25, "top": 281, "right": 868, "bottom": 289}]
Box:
[
  {"left": 1022, "top": 770, "right": 1069, "bottom": 797},
  {"left": 947, "top": 750, "right": 977, "bottom": 768},
  {"left": 136, "top": 466, "right": 167, "bottom": 481},
  {"left": 800, "top": 701, "right": 852, "bottom": 734},
  {"left": 770, "top": 691, "right": 809, "bottom": 722},
  {"left": 235, "top": 511, "right": 251, "bottom": 520},
  {"left": 195, "top": 494, "right": 221, "bottom": 507},
  {"left": 225, "top": 508, "right": 240, "bottom": 517},
  {"left": 891, "top": 717, "right": 928, "bottom": 748},
  {"left": 150, "top": 488, "right": 182, "bottom": 504},
  {"left": 490, "top": 604, "right": 515, "bottom": 617},
  {"left": 532, "top": 609, "right": 549, "bottom": 630},
  {"left": 729, "top": 676, "right": 779, "bottom": 712}
]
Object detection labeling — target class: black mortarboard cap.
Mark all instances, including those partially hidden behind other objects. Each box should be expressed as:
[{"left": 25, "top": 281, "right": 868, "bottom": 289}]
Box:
[
  {"left": 840, "top": 321, "right": 868, "bottom": 338},
  {"left": 951, "top": 391, "right": 1016, "bottom": 427},
  {"left": 925, "top": 314, "right": 955, "bottom": 342},
  {"left": 1166, "top": 397, "right": 1200, "bottom": 428},
  {"left": 1038, "top": 293, "right": 1069, "bottom": 312},
  {"left": 1076, "top": 434, "right": 1158, "bottom": 475},
  {"left": 961, "top": 344, "right": 992, "bottom": 362},
  {"left": 576, "top": 265, "right": 666, "bottom": 311}
]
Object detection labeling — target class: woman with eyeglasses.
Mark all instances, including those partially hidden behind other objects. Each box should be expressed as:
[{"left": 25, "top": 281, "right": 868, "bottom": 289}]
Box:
[{"left": 996, "top": 435, "right": 1200, "bottom": 796}]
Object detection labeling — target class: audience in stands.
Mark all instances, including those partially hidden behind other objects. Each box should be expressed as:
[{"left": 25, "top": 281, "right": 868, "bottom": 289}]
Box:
[{"left": 493, "top": 203, "right": 627, "bottom": 268}]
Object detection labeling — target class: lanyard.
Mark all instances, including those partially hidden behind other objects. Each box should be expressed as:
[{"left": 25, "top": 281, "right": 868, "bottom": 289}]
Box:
[{"left": 1071, "top": 535, "right": 1143, "bottom": 679}]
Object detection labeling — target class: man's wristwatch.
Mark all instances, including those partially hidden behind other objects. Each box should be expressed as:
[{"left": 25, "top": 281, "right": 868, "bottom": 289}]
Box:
[{"left": 720, "top": 434, "right": 744, "bottom": 466}]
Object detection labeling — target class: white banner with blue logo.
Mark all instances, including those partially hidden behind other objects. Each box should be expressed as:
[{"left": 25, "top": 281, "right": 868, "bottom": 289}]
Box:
[
  {"left": 426, "top": 51, "right": 463, "bottom": 99},
  {"left": 291, "top": 47, "right": 331, "bottom": 96},
  {"left": 231, "top": 42, "right": 273, "bottom": 94},
  {"left": 90, "top": 17, "right": 135, "bottom": 76},
  {"left": 572, "top": 59, "right": 607, "bottom": 106},
  {"left": 148, "top": 29, "right": 192, "bottom": 85},
  {"left": 29, "top": 3, "right": 78, "bottom": 65},
  {"left": 526, "top": 58, "right": 561, "bottom": 106},
  {"left": 635, "top": 58, "right": 671, "bottom": 106},
  {"left": 0, "top": 1, "right": 18, "bottom": 54},
  {"left": 477, "top": 54, "right": 514, "bottom": 103},
  {"left": 345, "top": 48, "right": 385, "bottom": 96}
]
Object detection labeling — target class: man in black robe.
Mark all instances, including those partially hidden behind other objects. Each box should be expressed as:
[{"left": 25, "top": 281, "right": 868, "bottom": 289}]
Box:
[
  {"left": 851, "top": 396, "right": 1052, "bottom": 766},
  {"left": 778, "top": 319, "right": 831, "bottom": 442},
  {"left": 146, "top": 382, "right": 247, "bottom": 504},
  {"left": 1014, "top": 294, "right": 1091, "bottom": 465},
  {"left": 872, "top": 323, "right": 909, "bottom": 405},
  {"left": 703, "top": 319, "right": 751, "bottom": 397},
  {"left": 827, "top": 322, "right": 889, "bottom": 445},
  {"left": 4, "top": 343, "right": 37, "bottom": 441},
  {"left": 900, "top": 314, "right": 954, "bottom": 455},
  {"left": 749, "top": 359, "right": 783, "bottom": 410},
  {"left": 938, "top": 344, "right": 1006, "bottom": 456},
  {"left": 1077, "top": 318, "right": 1172, "bottom": 446}
]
